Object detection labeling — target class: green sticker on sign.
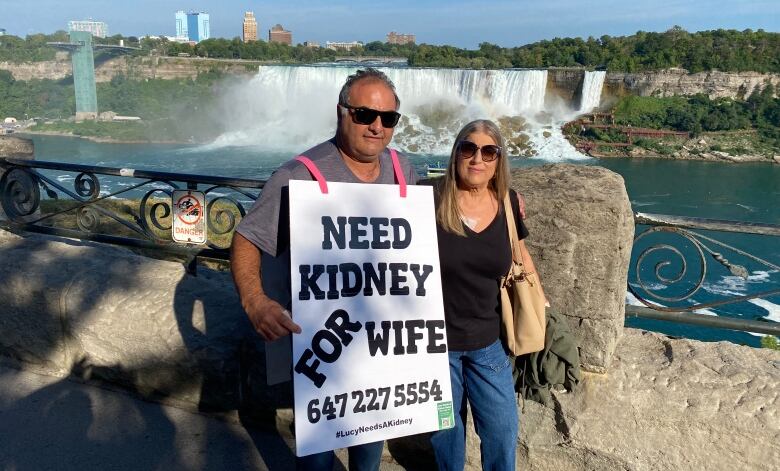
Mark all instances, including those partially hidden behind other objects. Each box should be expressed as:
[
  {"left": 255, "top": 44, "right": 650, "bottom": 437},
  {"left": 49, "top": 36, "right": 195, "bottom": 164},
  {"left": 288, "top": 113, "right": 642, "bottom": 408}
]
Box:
[{"left": 437, "top": 401, "right": 454, "bottom": 430}]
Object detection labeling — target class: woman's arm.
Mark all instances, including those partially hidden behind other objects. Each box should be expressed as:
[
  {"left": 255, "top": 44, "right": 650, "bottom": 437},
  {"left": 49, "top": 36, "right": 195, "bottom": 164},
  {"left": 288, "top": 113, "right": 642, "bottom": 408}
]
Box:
[{"left": 516, "top": 239, "right": 550, "bottom": 307}]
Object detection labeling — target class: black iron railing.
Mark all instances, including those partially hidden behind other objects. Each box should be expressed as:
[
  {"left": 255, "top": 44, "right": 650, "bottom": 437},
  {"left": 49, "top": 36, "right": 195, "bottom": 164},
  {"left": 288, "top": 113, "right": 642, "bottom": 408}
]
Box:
[
  {"left": 0, "top": 157, "right": 265, "bottom": 261},
  {"left": 627, "top": 212, "right": 780, "bottom": 336}
]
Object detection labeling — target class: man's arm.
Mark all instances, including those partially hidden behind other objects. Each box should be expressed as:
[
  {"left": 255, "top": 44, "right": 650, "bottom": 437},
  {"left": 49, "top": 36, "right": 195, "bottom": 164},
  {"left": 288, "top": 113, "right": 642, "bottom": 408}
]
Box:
[{"left": 230, "top": 232, "right": 301, "bottom": 341}]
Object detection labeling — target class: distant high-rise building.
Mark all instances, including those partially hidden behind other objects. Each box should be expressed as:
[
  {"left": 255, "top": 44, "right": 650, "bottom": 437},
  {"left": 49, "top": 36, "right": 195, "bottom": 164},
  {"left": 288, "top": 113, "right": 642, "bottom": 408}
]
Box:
[
  {"left": 242, "top": 12, "right": 257, "bottom": 42},
  {"left": 175, "top": 10, "right": 188, "bottom": 40},
  {"left": 325, "top": 41, "right": 364, "bottom": 52},
  {"left": 268, "top": 24, "right": 292, "bottom": 45},
  {"left": 186, "top": 12, "right": 210, "bottom": 43},
  {"left": 387, "top": 32, "right": 415, "bottom": 45},
  {"left": 68, "top": 19, "right": 108, "bottom": 38}
]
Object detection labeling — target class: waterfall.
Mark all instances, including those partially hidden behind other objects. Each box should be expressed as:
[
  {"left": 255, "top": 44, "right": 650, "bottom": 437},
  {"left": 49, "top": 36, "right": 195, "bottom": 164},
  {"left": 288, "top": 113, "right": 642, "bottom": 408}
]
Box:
[
  {"left": 579, "top": 71, "right": 606, "bottom": 113},
  {"left": 210, "top": 65, "right": 588, "bottom": 160}
]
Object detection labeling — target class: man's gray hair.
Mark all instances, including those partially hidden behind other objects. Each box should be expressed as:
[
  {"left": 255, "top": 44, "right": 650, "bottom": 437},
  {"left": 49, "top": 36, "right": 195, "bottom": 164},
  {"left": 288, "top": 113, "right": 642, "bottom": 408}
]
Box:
[{"left": 338, "top": 68, "right": 400, "bottom": 109}]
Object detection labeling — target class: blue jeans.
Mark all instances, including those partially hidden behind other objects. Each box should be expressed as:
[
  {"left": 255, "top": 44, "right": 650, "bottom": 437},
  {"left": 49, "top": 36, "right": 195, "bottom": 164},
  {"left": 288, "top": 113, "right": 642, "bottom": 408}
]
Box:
[
  {"left": 430, "top": 339, "right": 518, "bottom": 471},
  {"left": 296, "top": 441, "right": 384, "bottom": 471}
]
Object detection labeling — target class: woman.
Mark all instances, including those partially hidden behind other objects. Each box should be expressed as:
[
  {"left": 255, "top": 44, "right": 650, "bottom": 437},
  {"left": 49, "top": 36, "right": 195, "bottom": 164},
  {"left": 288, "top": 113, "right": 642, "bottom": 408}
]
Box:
[{"left": 430, "top": 119, "right": 545, "bottom": 470}]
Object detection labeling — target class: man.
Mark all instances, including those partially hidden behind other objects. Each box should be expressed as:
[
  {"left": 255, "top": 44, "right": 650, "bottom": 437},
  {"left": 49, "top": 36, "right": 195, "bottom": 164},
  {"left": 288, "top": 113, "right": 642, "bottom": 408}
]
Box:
[{"left": 231, "top": 68, "right": 417, "bottom": 470}]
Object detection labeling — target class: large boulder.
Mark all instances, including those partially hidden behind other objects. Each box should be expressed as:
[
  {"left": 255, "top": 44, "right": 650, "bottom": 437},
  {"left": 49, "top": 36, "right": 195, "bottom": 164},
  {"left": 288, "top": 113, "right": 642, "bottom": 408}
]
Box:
[
  {"left": 516, "top": 329, "right": 780, "bottom": 470},
  {"left": 388, "top": 329, "right": 780, "bottom": 470},
  {"left": 511, "top": 164, "right": 634, "bottom": 371}
]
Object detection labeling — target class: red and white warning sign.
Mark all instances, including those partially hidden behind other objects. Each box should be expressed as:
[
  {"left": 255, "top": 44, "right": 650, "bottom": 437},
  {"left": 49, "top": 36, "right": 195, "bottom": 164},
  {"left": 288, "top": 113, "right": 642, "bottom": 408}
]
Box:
[{"left": 172, "top": 190, "right": 207, "bottom": 244}]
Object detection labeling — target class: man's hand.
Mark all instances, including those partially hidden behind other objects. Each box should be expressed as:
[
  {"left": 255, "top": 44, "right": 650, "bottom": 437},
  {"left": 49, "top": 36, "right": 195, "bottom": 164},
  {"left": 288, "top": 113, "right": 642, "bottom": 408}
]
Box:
[
  {"left": 230, "top": 232, "right": 301, "bottom": 342},
  {"left": 243, "top": 292, "right": 301, "bottom": 341}
]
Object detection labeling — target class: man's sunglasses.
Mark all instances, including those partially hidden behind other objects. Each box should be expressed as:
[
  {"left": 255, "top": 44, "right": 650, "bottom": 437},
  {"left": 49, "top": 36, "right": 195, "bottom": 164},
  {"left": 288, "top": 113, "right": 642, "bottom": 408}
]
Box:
[
  {"left": 341, "top": 104, "right": 401, "bottom": 128},
  {"left": 458, "top": 140, "right": 502, "bottom": 162}
]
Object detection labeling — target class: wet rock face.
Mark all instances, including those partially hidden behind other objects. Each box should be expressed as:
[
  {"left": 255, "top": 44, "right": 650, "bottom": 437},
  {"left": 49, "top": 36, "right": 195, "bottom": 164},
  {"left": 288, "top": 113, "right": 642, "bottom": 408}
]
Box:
[
  {"left": 510, "top": 164, "right": 634, "bottom": 371},
  {"left": 546, "top": 68, "right": 585, "bottom": 103}
]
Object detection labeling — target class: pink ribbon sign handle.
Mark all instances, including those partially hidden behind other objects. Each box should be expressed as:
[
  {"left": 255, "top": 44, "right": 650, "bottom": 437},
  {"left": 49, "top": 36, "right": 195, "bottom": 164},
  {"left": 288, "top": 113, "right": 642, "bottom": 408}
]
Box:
[
  {"left": 389, "top": 148, "right": 407, "bottom": 198},
  {"left": 297, "top": 150, "right": 407, "bottom": 197},
  {"left": 295, "top": 155, "right": 328, "bottom": 194}
]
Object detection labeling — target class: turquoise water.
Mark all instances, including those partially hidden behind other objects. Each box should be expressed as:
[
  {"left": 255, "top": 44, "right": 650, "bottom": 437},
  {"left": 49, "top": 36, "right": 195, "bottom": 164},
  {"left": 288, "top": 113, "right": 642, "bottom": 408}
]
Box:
[{"left": 22, "top": 135, "right": 780, "bottom": 346}]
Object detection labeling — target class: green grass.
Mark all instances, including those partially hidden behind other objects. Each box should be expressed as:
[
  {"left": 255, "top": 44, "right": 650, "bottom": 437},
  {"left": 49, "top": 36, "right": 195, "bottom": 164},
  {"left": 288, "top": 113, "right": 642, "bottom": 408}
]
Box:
[{"left": 761, "top": 336, "right": 780, "bottom": 351}]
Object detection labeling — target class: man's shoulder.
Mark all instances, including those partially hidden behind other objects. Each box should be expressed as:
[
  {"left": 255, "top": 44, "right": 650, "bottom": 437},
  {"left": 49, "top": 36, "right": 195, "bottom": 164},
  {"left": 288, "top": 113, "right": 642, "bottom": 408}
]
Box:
[
  {"left": 301, "top": 138, "right": 341, "bottom": 163},
  {"left": 270, "top": 139, "right": 340, "bottom": 181}
]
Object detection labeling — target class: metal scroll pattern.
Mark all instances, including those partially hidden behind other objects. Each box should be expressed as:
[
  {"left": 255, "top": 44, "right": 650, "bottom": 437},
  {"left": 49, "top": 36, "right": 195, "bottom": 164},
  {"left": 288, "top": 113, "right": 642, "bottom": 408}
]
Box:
[
  {"left": 630, "top": 226, "right": 780, "bottom": 312},
  {"left": 0, "top": 163, "right": 257, "bottom": 251}
]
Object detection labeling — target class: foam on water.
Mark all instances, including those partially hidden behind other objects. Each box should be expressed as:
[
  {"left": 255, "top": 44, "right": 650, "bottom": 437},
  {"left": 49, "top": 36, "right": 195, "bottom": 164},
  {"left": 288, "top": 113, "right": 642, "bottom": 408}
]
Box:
[
  {"left": 749, "top": 298, "right": 780, "bottom": 323},
  {"left": 702, "top": 270, "right": 777, "bottom": 296}
]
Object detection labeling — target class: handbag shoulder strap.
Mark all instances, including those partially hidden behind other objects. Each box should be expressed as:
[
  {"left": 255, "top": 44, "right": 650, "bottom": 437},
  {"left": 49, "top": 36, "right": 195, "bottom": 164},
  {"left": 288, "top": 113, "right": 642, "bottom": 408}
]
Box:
[{"left": 503, "top": 192, "right": 521, "bottom": 264}]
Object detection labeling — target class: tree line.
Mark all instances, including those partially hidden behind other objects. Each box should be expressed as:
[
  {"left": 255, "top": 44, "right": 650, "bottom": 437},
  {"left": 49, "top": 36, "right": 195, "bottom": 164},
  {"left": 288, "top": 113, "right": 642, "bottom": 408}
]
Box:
[{"left": 1, "top": 27, "right": 778, "bottom": 72}]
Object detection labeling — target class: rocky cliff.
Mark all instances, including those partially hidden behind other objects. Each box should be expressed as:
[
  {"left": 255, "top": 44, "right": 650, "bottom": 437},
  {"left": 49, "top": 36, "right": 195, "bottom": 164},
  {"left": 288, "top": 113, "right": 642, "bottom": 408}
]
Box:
[
  {"left": 603, "top": 68, "right": 780, "bottom": 101},
  {"left": 0, "top": 56, "right": 262, "bottom": 83}
]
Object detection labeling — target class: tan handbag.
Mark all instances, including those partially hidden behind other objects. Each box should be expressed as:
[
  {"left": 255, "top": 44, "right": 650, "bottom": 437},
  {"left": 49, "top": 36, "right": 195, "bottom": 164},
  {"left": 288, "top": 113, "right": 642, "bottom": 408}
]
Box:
[{"left": 499, "top": 193, "right": 546, "bottom": 356}]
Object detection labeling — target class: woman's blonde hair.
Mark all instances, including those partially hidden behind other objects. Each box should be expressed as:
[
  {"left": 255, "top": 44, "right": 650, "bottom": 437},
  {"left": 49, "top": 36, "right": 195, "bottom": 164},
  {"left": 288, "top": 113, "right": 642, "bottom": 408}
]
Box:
[{"left": 436, "top": 119, "right": 510, "bottom": 236}]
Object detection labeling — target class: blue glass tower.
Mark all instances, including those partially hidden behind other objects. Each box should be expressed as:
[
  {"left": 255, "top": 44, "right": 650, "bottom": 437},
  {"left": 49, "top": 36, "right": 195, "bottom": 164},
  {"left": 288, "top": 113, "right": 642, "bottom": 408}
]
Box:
[{"left": 186, "top": 12, "right": 210, "bottom": 42}]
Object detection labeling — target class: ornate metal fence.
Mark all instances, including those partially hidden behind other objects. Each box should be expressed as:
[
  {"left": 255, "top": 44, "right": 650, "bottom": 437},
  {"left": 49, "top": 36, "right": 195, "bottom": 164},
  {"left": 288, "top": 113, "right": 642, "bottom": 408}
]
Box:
[
  {"left": 0, "top": 157, "right": 264, "bottom": 263},
  {"left": 627, "top": 212, "right": 780, "bottom": 336}
]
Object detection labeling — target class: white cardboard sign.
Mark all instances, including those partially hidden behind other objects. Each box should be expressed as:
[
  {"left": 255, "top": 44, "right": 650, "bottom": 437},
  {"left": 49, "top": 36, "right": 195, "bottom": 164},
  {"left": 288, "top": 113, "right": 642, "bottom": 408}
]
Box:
[
  {"left": 289, "top": 180, "right": 454, "bottom": 457},
  {"left": 172, "top": 190, "right": 207, "bottom": 244}
]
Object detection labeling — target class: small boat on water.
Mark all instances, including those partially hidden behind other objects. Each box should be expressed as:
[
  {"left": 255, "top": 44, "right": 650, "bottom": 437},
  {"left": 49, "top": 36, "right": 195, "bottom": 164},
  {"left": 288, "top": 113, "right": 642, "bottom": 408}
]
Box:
[{"left": 426, "top": 163, "right": 447, "bottom": 178}]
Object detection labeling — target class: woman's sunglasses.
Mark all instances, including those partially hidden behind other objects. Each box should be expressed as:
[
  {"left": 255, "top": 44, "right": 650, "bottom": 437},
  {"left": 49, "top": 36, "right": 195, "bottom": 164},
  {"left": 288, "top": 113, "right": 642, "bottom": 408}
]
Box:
[
  {"left": 458, "top": 140, "right": 501, "bottom": 162},
  {"left": 341, "top": 104, "right": 401, "bottom": 128}
]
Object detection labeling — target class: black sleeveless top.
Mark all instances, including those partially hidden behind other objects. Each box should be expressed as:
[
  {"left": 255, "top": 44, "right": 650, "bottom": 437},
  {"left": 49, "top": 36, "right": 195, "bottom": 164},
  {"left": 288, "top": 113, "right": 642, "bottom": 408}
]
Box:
[{"left": 436, "top": 188, "right": 529, "bottom": 351}]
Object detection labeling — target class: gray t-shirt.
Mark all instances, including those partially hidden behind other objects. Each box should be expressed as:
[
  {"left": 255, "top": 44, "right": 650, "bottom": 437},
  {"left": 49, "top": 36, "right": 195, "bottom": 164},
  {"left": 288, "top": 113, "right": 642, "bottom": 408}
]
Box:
[{"left": 237, "top": 137, "right": 418, "bottom": 257}]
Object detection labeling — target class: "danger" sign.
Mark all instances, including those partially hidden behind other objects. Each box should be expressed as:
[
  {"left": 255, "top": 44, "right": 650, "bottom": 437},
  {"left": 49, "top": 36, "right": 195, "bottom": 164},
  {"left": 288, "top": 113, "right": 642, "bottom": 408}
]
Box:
[{"left": 172, "top": 190, "right": 207, "bottom": 244}]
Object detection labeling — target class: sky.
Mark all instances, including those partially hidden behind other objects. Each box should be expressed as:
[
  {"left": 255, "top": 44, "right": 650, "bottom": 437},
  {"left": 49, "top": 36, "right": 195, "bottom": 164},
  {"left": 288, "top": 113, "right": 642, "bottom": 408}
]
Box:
[{"left": 0, "top": 0, "right": 778, "bottom": 48}]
